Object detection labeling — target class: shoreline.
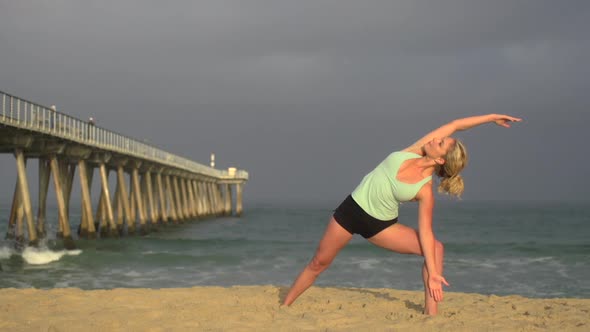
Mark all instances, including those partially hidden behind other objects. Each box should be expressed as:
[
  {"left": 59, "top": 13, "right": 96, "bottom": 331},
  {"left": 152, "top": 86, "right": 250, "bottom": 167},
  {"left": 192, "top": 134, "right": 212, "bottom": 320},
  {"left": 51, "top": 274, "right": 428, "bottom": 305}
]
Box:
[{"left": 1, "top": 286, "right": 588, "bottom": 331}]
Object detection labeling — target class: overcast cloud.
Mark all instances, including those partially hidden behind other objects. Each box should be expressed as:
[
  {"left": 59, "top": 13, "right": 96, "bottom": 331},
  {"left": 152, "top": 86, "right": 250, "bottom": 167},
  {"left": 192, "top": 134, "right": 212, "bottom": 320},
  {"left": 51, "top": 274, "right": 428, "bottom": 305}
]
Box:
[{"left": 1, "top": 1, "right": 589, "bottom": 206}]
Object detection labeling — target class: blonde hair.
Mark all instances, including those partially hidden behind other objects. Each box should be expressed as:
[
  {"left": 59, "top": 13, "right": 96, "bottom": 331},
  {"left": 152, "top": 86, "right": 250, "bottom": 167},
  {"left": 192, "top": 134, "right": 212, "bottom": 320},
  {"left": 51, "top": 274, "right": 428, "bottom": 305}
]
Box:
[{"left": 436, "top": 140, "right": 468, "bottom": 197}]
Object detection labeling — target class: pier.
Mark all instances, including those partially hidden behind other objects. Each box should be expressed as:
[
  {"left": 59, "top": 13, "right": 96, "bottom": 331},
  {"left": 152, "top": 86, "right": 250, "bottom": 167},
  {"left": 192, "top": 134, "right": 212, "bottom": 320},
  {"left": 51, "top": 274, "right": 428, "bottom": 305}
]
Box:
[{"left": 0, "top": 90, "right": 249, "bottom": 249}]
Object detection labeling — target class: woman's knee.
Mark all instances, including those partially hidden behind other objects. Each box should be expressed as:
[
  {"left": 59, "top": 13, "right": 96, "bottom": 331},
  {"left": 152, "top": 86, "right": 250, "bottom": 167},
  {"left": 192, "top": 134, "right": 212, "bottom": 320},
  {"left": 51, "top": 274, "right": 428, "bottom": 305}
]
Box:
[{"left": 307, "top": 255, "right": 332, "bottom": 274}]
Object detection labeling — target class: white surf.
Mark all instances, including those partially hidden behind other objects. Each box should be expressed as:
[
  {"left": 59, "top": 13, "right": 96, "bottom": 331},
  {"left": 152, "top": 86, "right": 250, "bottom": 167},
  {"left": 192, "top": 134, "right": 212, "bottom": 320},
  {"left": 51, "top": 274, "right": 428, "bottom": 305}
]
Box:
[{"left": 21, "top": 247, "right": 82, "bottom": 265}]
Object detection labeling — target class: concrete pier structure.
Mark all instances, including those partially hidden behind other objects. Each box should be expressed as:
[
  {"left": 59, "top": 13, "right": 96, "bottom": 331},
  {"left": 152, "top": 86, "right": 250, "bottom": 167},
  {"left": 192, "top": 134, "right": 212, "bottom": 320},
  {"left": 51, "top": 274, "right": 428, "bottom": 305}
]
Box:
[{"left": 0, "top": 90, "right": 249, "bottom": 247}]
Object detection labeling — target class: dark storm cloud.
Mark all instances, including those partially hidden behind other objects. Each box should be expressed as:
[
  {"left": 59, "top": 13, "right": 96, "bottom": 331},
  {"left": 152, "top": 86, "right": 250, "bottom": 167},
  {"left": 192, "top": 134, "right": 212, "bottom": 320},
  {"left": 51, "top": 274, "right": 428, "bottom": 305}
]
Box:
[
  {"left": 1, "top": 1, "right": 589, "bottom": 204},
  {"left": 2, "top": 1, "right": 589, "bottom": 106}
]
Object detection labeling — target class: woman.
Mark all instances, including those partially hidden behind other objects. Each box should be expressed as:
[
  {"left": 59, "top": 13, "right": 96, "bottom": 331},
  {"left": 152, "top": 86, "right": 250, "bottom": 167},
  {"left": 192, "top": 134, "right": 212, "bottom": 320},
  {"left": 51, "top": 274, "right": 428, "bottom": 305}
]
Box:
[{"left": 282, "top": 113, "right": 522, "bottom": 315}]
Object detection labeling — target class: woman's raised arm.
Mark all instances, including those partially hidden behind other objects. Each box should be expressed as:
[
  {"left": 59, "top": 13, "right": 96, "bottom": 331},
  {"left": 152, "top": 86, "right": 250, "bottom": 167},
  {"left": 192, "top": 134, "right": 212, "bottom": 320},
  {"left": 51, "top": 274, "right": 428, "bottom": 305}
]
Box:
[{"left": 405, "top": 114, "right": 522, "bottom": 153}]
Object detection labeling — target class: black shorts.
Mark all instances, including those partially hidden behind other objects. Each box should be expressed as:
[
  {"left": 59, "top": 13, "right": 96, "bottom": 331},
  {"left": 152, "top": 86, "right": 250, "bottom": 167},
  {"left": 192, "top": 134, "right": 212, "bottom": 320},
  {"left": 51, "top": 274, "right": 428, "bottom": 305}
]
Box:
[{"left": 333, "top": 195, "right": 398, "bottom": 239}]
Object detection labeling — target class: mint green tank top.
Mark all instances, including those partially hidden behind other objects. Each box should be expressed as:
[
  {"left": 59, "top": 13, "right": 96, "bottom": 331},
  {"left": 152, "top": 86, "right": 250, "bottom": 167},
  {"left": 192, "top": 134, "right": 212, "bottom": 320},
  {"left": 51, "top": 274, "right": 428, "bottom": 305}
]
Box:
[{"left": 351, "top": 151, "right": 432, "bottom": 221}]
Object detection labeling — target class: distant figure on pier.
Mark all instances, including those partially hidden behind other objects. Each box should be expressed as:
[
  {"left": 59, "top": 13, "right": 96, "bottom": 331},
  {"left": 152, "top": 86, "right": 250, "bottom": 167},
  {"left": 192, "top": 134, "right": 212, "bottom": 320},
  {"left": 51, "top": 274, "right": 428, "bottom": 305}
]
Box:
[
  {"left": 87, "top": 117, "right": 95, "bottom": 140},
  {"left": 49, "top": 105, "right": 57, "bottom": 129},
  {"left": 282, "top": 113, "right": 522, "bottom": 316}
]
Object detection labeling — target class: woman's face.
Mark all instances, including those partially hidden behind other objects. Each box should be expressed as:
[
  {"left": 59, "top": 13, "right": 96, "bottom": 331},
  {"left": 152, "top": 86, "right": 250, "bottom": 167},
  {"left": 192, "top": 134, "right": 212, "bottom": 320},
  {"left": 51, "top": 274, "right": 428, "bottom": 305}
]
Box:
[{"left": 424, "top": 137, "right": 456, "bottom": 161}]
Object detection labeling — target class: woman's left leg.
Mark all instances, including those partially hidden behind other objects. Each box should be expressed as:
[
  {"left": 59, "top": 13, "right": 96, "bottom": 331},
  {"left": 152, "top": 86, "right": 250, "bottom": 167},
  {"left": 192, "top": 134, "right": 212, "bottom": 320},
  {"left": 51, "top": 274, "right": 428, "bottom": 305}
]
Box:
[
  {"left": 367, "top": 223, "right": 445, "bottom": 315},
  {"left": 282, "top": 217, "right": 353, "bottom": 306}
]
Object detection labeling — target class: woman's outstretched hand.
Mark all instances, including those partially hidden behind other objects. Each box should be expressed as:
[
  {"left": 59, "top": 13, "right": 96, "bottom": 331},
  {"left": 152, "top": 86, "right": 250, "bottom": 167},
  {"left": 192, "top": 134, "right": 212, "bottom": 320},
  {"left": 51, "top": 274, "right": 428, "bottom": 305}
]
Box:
[
  {"left": 428, "top": 274, "right": 450, "bottom": 302},
  {"left": 493, "top": 114, "right": 522, "bottom": 128}
]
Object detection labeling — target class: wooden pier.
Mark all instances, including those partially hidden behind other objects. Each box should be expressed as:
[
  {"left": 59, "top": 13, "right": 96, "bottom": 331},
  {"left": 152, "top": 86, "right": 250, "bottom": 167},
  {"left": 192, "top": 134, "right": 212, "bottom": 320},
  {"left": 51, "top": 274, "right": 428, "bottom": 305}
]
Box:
[{"left": 0, "top": 90, "right": 249, "bottom": 249}]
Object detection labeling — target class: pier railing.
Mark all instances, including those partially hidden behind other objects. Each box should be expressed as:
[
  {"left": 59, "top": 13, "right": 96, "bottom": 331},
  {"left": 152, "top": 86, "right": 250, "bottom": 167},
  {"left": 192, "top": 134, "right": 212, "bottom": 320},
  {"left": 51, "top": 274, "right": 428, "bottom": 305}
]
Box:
[{"left": 0, "top": 90, "right": 248, "bottom": 180}]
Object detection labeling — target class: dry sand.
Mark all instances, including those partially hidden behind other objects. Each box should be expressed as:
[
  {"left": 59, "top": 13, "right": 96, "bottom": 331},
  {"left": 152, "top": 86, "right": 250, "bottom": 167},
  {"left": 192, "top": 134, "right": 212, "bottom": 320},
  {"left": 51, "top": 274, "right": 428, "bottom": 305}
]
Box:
[{"left": 0, "top": 286, "right": 588, "bottom": 331}]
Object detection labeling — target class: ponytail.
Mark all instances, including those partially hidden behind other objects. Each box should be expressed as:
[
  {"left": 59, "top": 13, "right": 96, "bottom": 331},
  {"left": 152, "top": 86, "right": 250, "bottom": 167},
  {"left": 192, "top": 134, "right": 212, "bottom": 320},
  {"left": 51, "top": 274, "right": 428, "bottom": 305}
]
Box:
[
  {"left": 436, "top": 140, "right": 468, "bottom": 197},
  {"left": 438, "top": 174, "right": 465, "bottom": 197}
]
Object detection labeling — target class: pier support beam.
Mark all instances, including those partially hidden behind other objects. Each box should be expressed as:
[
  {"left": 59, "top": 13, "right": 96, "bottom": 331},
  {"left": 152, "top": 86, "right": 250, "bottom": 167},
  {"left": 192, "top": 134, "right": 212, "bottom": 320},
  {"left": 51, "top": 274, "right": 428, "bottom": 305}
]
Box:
[
  {"left": 223, "top": 183, "right": 232, "bottom": 216},
  {"left": 113, "top": 178, "right": 124, "bottom": 233},
  {"left": 215, "top": 184, "right": 224, "bottom": 216},
  {"left": 180, "top": 176, "right": 188, "bottom": 221},
  {"left": 128, "top": 175, "right": 137, "bottom": 230},
  {"left": 236, "top": 183, "right": 243, "bottom": 217},
  {"left": 116, "top": 167, "right": 133, "bottom": 234},
  {"left": 193, "top": 180, "right": 202, "bottom": 218},
  {"left": 165, "top": 175, "right": 178, "bottom": 223},
  {"left": 36, "top": 158, "right": 50, "bottom": 238},
  {"left": 98, "top": 163, "right": 118, "bottom": 237},
  {"left": 62, "top": 162, "right": 76, "bottom": 233},
  {"left": 51, "top": 160, "right": 75, "bottom": 239},
  {"left": 197, "top": 179, "right": 203, "bottom": 218},
  {"left": 15, "top": 150, "right": 37, "bottom": 246},
  {"left": 208, "top": 182, "right": 216, "bottom": 216},
  {"left": 201, "top": 182, "right": 209, "bottom": 217},
  {"left": 131, "top": 167, "right": 148, "bottom": 234},
  {"left": 202, "top": 182, "right": 209, "bottom": 216},
  {"left": 210, "top": 182, "right": 216, "bottom": 216},
  {"left": 198, "top": 182, "right": 207, "bottom": 217},
  {"left": 96, "top": 188, "right": 106, "bottom": 235},
  {"left": 172, "top": 176, "right": 184, "bottom": 222},
  {"left": 190, "top": 179, "right": 197, "bottom": 219},
  {"left": 156, "top": 172, "right": 167, "bottom": 224},
  {"left": 180, "top": 178, "right": 190, "bottom": 220},
  {"left": 49, "top": 156, "right": 75, "bottom": 249},
  {"left": 205, "top": 182, "right": 212, "bottom": 216},
  {"left": 152, "top": 175, "right": 160, "bottom": 223},
  {"left": 187, "top": 179, "right": 197, "bottom": 219},
  {"left": 80, "top": 164, "right": 95, "bottom": 236},
  {"left": 140, "top": 173, "right": 150, "bottom": 228},
  {"left": 145, "top": 169, "right": 158, "bottom": 226},
  {"left": 15, "top": 187, "right": 25, "bottom": 246},
  {"left": 195, "top": 181, "right": 204, "bottom": 218},
  {"left": 213, "top": 182, "right": 220, "bottom": 216},
  {"left": 185, "top": 179, "right": 192, "bottom": 219},
  {"left": 210, "top": 183, "right": 218, "bottom": 216},
  {"left": 78, "top": 160, "right": 96, "bottom": 239},
  {"left": 145, "top": 171, "right": 157, "bottom": 226}
]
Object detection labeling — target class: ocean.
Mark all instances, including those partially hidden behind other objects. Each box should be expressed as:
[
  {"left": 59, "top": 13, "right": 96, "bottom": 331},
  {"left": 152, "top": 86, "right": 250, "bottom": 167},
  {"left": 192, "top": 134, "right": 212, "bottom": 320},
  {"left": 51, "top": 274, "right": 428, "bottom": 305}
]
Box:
[{"left": 0, "top": 200, "right": 588, "bottom": 299}]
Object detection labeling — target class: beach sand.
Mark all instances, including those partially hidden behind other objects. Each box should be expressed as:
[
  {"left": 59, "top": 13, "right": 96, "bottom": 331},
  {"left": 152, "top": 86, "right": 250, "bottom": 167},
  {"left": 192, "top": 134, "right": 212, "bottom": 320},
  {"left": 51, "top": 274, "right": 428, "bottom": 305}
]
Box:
[{"left": 0, "top": 286, "right": 588, "bottom": 331}]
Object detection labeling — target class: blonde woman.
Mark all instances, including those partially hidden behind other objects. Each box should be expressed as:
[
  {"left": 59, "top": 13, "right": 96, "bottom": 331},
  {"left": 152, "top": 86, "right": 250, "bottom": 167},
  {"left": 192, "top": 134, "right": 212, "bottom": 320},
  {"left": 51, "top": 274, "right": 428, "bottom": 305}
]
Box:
[{"left": 282, "top": 114, "right": 522, "bottom": 315}]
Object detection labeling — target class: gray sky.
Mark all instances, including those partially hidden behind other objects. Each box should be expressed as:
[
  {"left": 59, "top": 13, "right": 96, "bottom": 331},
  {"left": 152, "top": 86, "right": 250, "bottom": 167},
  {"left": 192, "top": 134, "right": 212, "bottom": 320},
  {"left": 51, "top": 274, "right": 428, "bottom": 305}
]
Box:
[{"left": 1, "top": 1, "right": 589, "bottom": 206}]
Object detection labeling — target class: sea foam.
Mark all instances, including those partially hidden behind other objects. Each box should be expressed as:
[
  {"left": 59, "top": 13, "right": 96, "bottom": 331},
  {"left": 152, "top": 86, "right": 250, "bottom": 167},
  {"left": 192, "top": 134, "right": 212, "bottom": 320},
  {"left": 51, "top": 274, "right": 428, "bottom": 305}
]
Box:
[
  {"left": 21, "top": 247, "right": 82, "bottom": 265},
  {"left": 0, "top": 246, "right": 13, "bottom": 259}
]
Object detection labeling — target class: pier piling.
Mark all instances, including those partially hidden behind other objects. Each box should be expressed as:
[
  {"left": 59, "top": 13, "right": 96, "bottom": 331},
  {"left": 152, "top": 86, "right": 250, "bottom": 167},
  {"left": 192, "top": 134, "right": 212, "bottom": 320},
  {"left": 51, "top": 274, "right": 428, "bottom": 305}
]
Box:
[
  {"left": 15, "top": 150, "right": 37, "bottom": 245},
  {"left": 78, "top": 160, "right": 95, "bottom": 239},
  {"left": 50, "top": 156, "right": 75, "bottom": 249},
  {"left": 36, "top": 158, "right": 50, "bottom": 238}
]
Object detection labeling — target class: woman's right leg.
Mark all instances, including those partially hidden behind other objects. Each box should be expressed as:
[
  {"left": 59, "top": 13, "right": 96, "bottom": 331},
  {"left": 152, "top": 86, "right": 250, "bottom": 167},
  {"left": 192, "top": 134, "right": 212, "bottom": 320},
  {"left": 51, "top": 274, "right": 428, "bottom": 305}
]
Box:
[
  {"left": 367, "top": 223, "right": 445, "bottom": 315},
  {"left": 282, "top": 217, "right": 353, "bottom": 306}
]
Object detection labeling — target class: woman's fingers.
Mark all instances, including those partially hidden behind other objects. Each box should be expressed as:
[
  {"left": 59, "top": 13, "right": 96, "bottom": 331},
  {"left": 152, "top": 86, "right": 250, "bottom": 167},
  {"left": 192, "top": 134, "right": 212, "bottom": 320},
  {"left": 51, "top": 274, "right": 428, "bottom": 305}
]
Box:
[
  {"left": 501, "top": 115, "right": 523, "bottom": 122},
  {"left": 430, "top": 288, "right": 443, "bottom": 302},
  {"left": 429, "top": 284, "right": 441, "bottom": 301},
  {"left": 495, "top": 114, "right": 522, "bottom": 126},
  {"left": 429, "top": 275, "right": 449, "bottom": 302},
  {"left": 495, "top": 119, "right": 516, "bottom": 128}
]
